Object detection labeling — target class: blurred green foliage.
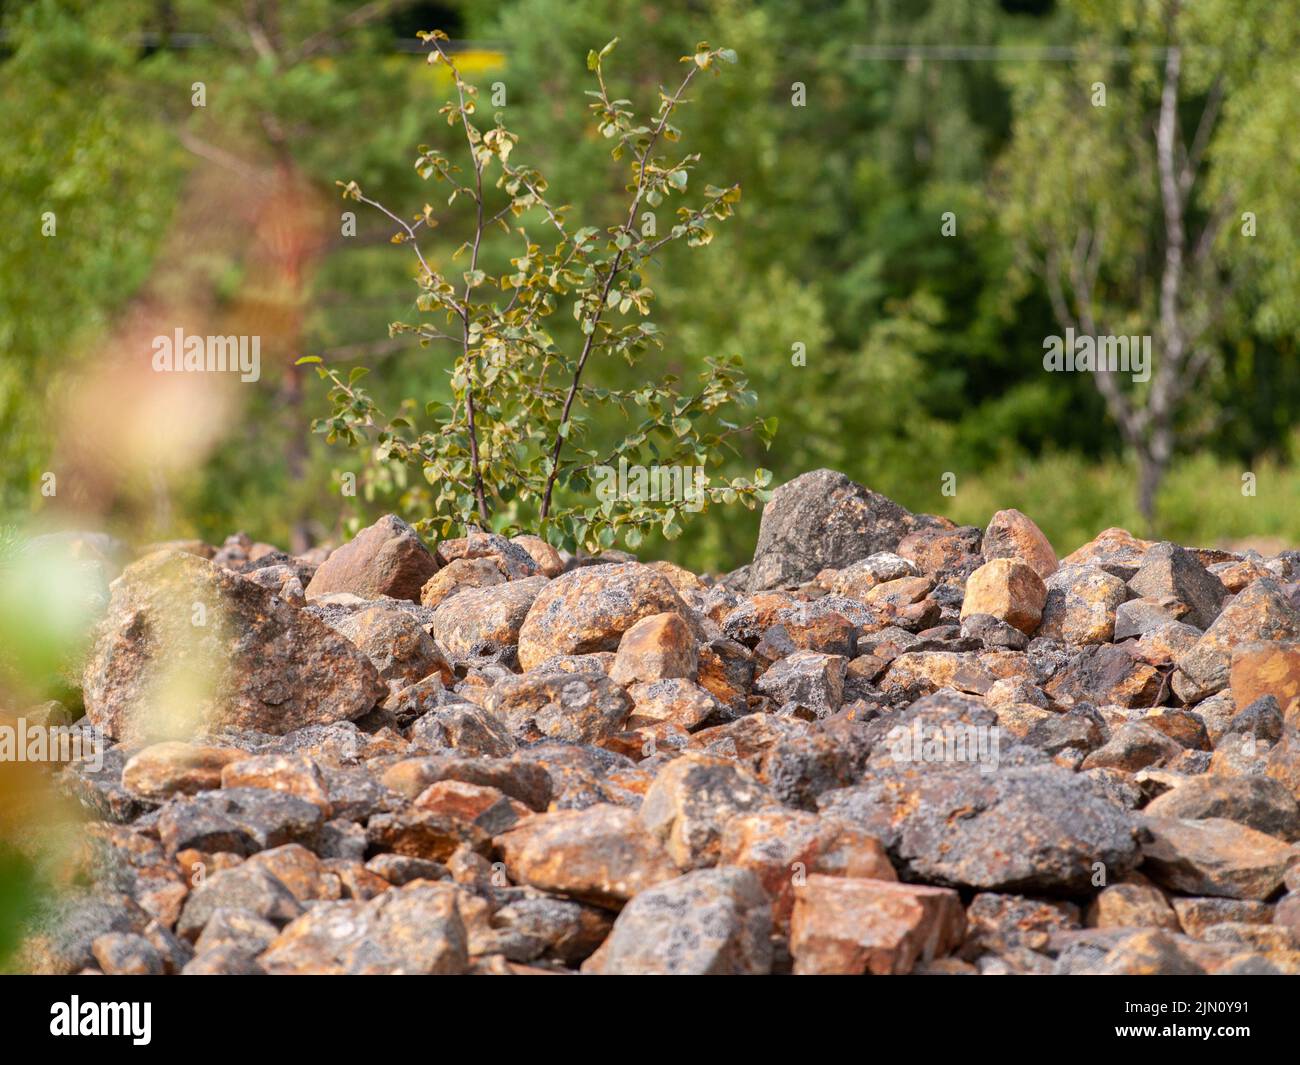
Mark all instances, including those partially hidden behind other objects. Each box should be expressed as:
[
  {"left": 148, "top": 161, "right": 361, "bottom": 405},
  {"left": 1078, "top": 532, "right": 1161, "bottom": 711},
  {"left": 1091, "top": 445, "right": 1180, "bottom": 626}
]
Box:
[{"left": 1, "top": 0, "right": 1296, "bottom": 569}]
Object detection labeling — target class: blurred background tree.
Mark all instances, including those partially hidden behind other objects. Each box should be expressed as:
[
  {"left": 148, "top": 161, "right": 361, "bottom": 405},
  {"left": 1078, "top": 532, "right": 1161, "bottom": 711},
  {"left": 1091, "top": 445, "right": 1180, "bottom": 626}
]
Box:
[{"left": 1, "top": 0, "right": 1296, "bottom": 571}]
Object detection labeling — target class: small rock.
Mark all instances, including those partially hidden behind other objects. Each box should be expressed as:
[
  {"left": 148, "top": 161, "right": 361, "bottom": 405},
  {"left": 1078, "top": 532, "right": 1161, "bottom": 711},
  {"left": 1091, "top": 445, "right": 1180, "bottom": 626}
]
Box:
[
  {"left": 983, "top": 508, "right": 1057, "bottom": 580},
  {"left": 609, "top": 612, "right": 698, "bottom": 686},
  {"left": 789, "top": 875, "right": 964, "bottom": 975},
  {"left": 122, "top": 742, "right": 244, "bottom": 800},
  {"left": 1139, "top": 816, "right": 1296, "bottom": 900},
  {"left": 1128, "top": 541, "right": 1227, "bottom": 630},
  {"left": 517, "top": 564, "right": 692, "bottom": 671},
  {"left": 304, "top": 515, "right": 438, "bottom": 603},
  {"left": 583, "top": 868, "right": 773, "bottom": 975},
  {"left": 960, "top": 559, "right": 1047, "bottom": 636},
  {"left": 493, "top": 804, "right": 677, "bottom": 907}
]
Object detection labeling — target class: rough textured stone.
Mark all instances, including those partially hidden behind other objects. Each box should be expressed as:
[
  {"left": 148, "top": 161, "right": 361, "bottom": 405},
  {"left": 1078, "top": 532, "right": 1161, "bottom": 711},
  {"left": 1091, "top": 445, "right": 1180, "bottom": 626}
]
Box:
[
  {"left": 1174, "top": 579, "right": 1300, "bottom": 702},
  {"left": 480, "top": 671, "right": 631, "bottom": 744},
  {"left": 121, "top": 742, "right": 244, "bottom": 800},
  {"left": 718, "top": 809, "right": 894, "bottom": 930},
  {"left": 305, "top": 515, "right": 438, "bottom": 603},
  {"left": 754, "top": 650, "right": 847, "bottom": 718},
  {"left": 329, "top": 604, "right": 451, "bottom": 691},
  {"left": 517, "top": 564, "right": 691, "bottom": 671},
  {"left": 960, "top": 559, "right": 1047, "bottom": 635},
  {"left": 749, "top": 469, "right": 918, "bottom": 592},
  {"left": 1230, "top": 641, "right": 1300, "bottom": 713},
  {"left": 430, "top": 577, "right": 549, "bottom": 668},
  {"left": 789, "top": 875, "right": 964, "bottom": 975},
  {"left": 583, "top": 868, "right": 773, "bottom": 975},
  {"left": 1128, "top": 541, "right": 1227, "bottom": 630},
  {"left": 983, "top": 508, "right": 1058, "bottom": 580},
  {"left": 259, "top": 882, "right": 468, "bottom": 974},
  {"left": 639, "top": 753, "right": 773, "bottom": 870},
  {"left": 1037, "top": 565, "right": 1128, "bottom": 645},
  {"left": 493, "top": 804, "right": 677, "bottom": 907},
  {"left": 1139, "top": 816, "right": 1296, "bottom": 900},
  {"left": 1145, "top": 775, "right": 1300, "bottom": 841},
  {"left": 609, "top": 612, "right": 698, "bottom": 686},
  {"left": 818, "top": 752, "right": 1138, "bottom": 892},
  {"left": 84, "top": 551, "right": 386, "bottom": 743}
]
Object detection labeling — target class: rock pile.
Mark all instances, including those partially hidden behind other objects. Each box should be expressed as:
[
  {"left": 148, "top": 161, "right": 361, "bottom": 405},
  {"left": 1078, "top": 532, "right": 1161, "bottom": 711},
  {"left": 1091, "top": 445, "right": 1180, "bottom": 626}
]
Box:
[{"left": 16, "top": 474, "right": 1300, "bottom": 974}]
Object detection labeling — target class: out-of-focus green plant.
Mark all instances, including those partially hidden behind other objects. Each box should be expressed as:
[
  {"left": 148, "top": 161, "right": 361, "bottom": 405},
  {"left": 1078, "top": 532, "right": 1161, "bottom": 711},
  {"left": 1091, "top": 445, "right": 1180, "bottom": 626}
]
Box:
[{"left": 301, "top": 32, "right": 774, "bottom": 552}]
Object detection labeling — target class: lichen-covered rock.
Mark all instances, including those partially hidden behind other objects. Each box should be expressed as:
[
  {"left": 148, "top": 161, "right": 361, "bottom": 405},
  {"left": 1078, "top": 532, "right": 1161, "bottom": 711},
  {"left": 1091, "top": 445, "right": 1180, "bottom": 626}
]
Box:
[
  {"left": 259, "top": 882, "right": 468, "bottom": 975},
  {"left": 818, "top": 752, "right": 1138, "bottom": 892},
  {"left": 83, "top": 551, "right": 385, "bottom": 743},
  {"left": 419, "top": 557, "right": 506, "bottom": 609},
  {"left": 582, "top": 868, "right": 773, "bottom": 975},
  {"left": 430, "top": 576, "right": 549, "bottom": 668},
  {"left": 749, "top": 469, "right": 919, "bottom": 592},
  {"left": 329, "top": 604, "right": 451, "bottom": 691},
  {"left": 480, "top": 671, "right": 631, "bottom": 744},
  {"left": 1037, "top": 565, "right": 1127, "bottom": 645},
  {"left": 639, "top": 753, "right": 773, "bottom": 869},
  {"left": 754, "top": 649, "right": 847, "bottom": 717},
  {"left": 1173, "top": 578, "right": 1300, "bottom": 702},
  {"left": 517, "top": 564, "right": 691, "bottom": 671},
  {"left": 304, "top": 515, "right": 438, "bottom": 603}
]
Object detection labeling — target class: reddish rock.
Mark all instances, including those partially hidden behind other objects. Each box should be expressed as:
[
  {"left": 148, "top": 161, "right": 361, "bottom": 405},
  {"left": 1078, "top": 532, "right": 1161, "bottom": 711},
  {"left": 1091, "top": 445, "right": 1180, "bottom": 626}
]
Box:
[
  {"left": 718, "top": 809, "right": 895, "bottom": 931},
  {"left": 609, "top": 612, "right": 698, "bottom": 686},
  {"left": 983, "top": 508, "right": 1058, "bottom": 580},
  {"left": 789, "top": 875, "right": 964, "bottom": 975},
  {"left": 221, "top": 754, "right": 332, "bottom": 815},
  {"left": 960, "top": 559, "right": 1047, "bottom": 635},
  {"left": 1139, "top": 816, "right": 1297, "bottom": 900},
  {"left": 419, "top": 557, "right": 504, "bottom": 609},
  {"left": 122, "top": 742, "right": 244, "bottom": 800},
  {"left": 83, "top": 551, "right": 386, "bottom": 743},
  {"left": 1037, "top": 565, "right": 1127, "bottom": 645},
  {"left": 305, "top": 515, "right": 438, "bottom": 603},
  {"left": 517, "top": 563, "right": 692, "bottom": 671},
  {"left": 493, "top": 804, "right": 678, "bottom": 908},
  {"left": 1173, "top": 579, "right": 1300, "bottom": 702},
  {"left": 1230, "top": 641, "right": 1300, "bottom": 713}
]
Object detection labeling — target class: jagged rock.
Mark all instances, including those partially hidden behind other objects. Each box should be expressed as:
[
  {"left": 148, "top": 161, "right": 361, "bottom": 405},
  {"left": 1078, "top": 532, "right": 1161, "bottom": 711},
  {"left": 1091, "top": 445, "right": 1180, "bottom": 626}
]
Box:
[
  {"left": 305, "top": 515, "right": 438, "bottom": 603},
  {"left": 583, "top": 868, "right": 772, "bottom": 975},
  {"left": 960, "top": 559, "right": 1047, "bottom": 635},
  {"left": 1037, "top": 565, "right": 1127, "bottom": 645},
  {"left": 1128, "top": 541, "right": 1227, "bottom": 630},
  {"left": 749, "top": 470, "right": 919, "bottom": 591},
  {"left": 494, "top": 804, "right": 677, "bottom": 907},
  {"left": 789, "top": 875, "right": 964, "bottom": 975},
  {"left": 84, "top": 550, "right": 386, "bottom": 743},
  {"left": 983, "top": 508, "right": 1058, "bottom": 580},
  {"left": 429, "top": 577, "right": 549, "bottom": 668},
  {"left": 517, "top": 564, "right": 691, "bottom": 670},
  {"left": 259, "top": 882, "right": 468, "bottom": 974},
  {"left": 1173, "top": 579, "right": 1300, "bottom": 703},
  {"left": 1139, "top": 816, "right": 1296, "bottom": 900}
]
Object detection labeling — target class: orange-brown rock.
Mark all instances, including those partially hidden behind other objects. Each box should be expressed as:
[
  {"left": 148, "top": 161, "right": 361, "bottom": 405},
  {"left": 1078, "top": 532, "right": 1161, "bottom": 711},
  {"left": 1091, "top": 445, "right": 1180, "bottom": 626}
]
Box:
[
  {"left": 960, "top": 558, "right": 1047, "bottom": 635},
  {"left": 609, "top": 612, "right": 698, "bottom": 686},
  {"left": 517, "top": 563, "right": 692, "bottom": 671},
  {"left": 221, "top": 754, "right": 332, "bottom": 815},
  {"left": 789, "top": 875, "right": 965, "bottom": 975},
  {"left": 493, "top": 804, "right": 677, "bottom": 908},
  {"left": 122, "top": 742, "right": 244, "bottom": 801},
  {"left": 718, "top": 810, "right": 895, "bottom": 931},
  {"left": 983, "top": 508, "right": 1058, "bottom": 580},
  {"left": 1230, "top": 641, "right": 1300, "bottom": 713}
]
